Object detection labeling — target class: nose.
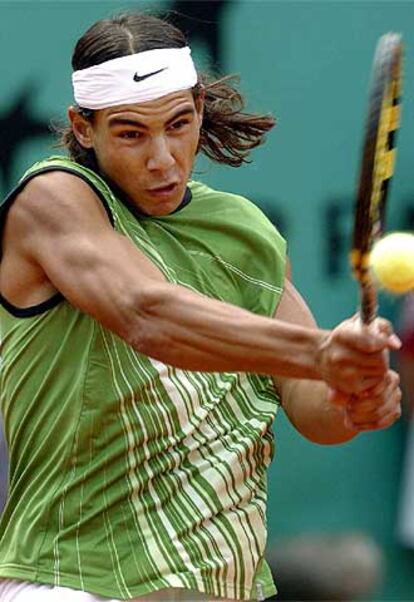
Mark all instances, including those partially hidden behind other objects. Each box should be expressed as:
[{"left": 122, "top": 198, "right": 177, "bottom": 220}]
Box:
[{"left": 146, "top": 135, "right": 175, "bottom": 172}]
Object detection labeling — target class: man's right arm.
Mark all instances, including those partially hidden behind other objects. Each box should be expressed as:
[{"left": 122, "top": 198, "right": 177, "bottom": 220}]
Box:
[{"left": 1, "top": 171, "right": 398, "bottom": 393}]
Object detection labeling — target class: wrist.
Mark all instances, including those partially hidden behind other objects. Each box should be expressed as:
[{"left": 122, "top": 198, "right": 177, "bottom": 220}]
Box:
[
  {"left": 269, "top": 320, "right": 332, "bottom": 380},
  {"left": 312, "top": 328, "right": 332, "bottom": 380}
]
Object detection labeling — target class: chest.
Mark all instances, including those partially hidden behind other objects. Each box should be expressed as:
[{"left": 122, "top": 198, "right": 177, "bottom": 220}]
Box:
[{"left": 117, "top": 209, "right": 249, "bottom": 308}]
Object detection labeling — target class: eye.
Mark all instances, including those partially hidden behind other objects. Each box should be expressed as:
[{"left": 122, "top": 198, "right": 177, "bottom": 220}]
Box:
[
  {"left": 119, "top": 130, "right": 142, "bottom": 139},
  {"left": 169, "top": 119, "right": 190, "bottom": 131}
]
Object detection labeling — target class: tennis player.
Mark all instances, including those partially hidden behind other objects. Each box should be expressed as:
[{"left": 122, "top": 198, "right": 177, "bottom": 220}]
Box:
[{"left": 0, "top": 11, "right": 401, "bottom": 602}]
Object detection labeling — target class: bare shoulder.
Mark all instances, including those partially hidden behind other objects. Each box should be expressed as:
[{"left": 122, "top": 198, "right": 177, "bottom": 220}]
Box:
[
  {"left": 7, "top": 170, "right": 111, "bottom": 238},
  {"left": 1, "top": 170, "right": 117, "bottom": 307}
]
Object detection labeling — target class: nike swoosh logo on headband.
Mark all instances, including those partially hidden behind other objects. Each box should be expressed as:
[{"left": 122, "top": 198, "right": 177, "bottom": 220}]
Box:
[{"left": 133, "top": 67, "right": 167, "bottom": 82}]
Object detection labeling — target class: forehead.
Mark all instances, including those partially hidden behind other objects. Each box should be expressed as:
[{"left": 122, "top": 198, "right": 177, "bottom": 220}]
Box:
[{"left": 98, "top": 89, "right": 196, "bottom": 126}]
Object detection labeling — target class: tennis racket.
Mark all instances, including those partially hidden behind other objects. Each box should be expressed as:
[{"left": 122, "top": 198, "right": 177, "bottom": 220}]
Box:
[{"left": 351, "top": 32, "right": 403, "bottom": 324}]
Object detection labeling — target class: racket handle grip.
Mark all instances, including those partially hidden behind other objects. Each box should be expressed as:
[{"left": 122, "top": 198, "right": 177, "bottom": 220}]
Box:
[{"left": 360, "top": 281, "right": 378, "bottom": 324}]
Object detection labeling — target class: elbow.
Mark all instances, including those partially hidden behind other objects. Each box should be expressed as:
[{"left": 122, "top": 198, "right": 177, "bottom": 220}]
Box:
[
  {"left": 294, "top": 413, "right": 359, "bottom": 445},
  {"left": 302, "top": 430, "right": 357, "bottom": 446}
]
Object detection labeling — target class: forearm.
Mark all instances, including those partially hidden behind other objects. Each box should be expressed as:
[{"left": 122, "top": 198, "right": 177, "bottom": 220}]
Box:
[
  {"left": 127, "top": 283, "right": 328, "bottom": 379},
  {"left": 280, "top": 379, "right": 358, "bottom": 445}
]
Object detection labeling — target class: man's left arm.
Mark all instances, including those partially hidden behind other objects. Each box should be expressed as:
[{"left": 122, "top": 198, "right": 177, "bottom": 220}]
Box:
[{"left": 273, "top": 278, "right": 402, "bottom": 445}]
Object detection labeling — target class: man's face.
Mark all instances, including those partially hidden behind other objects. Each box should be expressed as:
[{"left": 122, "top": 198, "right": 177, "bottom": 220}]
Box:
[{"left": 82, "top": 90, "right": 203, "bottom": 216}]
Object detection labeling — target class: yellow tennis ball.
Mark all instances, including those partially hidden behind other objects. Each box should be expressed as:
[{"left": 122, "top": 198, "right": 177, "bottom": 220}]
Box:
[{"left": 370, "top": 232, "right": 414, "bottom": 294}]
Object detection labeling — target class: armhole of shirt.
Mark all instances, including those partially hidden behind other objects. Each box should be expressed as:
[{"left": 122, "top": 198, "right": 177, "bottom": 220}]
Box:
[
  {"left": 270, "top": 243, "right": 288, "bottom": 319},
  {"left": 253, "top": 226, "right": 287, "bottom": 321},
  {"left": 0, "top": 165, "right": 115, "bottom": 318}
]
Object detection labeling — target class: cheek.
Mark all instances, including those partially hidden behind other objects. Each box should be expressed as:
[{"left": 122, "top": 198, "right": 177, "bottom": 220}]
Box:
[
  {"left": 92, "top": 134, "right": 114, "bottom": 167},
  {"left": 182, "top": 129, "right": 201, "bottom": 165},
  {"left": 95, "top": 137, "right": 133, "bottom": 173}
]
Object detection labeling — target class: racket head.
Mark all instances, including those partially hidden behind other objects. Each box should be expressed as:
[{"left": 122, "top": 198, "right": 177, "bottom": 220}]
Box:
[{"left": 351, "top": 32, "right": 403, "bottom": 323}]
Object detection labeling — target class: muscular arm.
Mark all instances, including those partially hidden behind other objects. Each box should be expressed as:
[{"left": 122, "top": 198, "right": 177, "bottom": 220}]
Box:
[
  {"left": 0, "top": 172, "right": 396, "bottom": 391},
  {"left": 273, "top": 280, "right": 401, "bottom": 444}
]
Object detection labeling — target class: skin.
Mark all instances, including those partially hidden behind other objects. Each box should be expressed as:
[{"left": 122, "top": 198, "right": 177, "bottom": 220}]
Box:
[
  {"left": 69, "top": 90, "right": 204, "bottom": 216},
  {"left": 0, "top": 89, "right": 402, "bottom": 444},
  {"left": 274, "top": 280, "right": 401, "bottom": 443}
]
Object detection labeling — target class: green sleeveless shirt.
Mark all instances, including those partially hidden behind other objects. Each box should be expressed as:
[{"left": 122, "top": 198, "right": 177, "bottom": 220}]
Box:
[{"left": 0, "top": 156, "right": 286, "bottom": 601}]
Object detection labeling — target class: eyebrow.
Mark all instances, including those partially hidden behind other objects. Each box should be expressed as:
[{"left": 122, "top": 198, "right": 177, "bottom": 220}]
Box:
[{"left": 108, "top": 106, "right": 196, "bottom": 129}]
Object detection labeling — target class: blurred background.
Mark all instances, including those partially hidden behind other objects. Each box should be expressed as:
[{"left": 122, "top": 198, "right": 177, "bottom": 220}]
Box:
[{"left": 1, "top": 0, "right": 414, "bottom": 599}]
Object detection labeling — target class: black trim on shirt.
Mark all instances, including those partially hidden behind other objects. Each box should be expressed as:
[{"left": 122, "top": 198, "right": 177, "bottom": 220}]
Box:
[
  {"left": 0, "top": 165, "right": 115, "bottom": 229},
  {"left": 0, "top": 165, "right": 115, "bottom": 318},
  {"left": 0, "top": 292, "right": 64, "bottom": 318}
]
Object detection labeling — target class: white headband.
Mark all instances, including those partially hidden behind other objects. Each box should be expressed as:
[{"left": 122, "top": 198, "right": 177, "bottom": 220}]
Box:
[{"left": 72, "top": 46, "right": 198, "bottom": 110}]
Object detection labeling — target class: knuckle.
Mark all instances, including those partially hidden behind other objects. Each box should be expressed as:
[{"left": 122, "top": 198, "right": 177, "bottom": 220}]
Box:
[
  {"left": 364, "top": 338, "right": 377, "bottom": 353},
  {"left": 353, "top": 381, "right": 366, "bottom": 395},
  {"left": 378, "top": 318, "right": 392, "bottom": 332},
  {"left": 329, "top": 349, "right": 340, "bottom": 368}
]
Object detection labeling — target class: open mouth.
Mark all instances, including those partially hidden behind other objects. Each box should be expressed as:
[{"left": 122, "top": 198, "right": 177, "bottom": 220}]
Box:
[{"left": 147, "top": 183, "right": 178, "bottom": 196}]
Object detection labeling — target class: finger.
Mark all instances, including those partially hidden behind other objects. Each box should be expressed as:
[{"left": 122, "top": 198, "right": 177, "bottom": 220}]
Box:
[
  {"left": 373, "top": 319, "right": 403, "bottom": 350},
  {"left": 389, "top": 369, "right": 401, "bottom": 386},
  {"left": 386, "top": 334, "right": 402, "bottom": 351},
  {"left": 375, "top": 404, "right": 402, "bottom": 428},
  {"left": 320, "top": 331, "right": 391, "bottom": 378},
  {"left": 322, "top": 365, "right": 388, "bottom": 396},
  {"left": 351, "top": 380, "right": 401, "bottom": 416},
  {"left": 348, "top": 384, "right": 402, "bottom": 425},
  {"left": 352, "top": 407, "right": 402, "bottom": 432},
  {"left": 374, "top": 317, "right": 393, "bottom": 336},
  {"left": 355, "top": 371, "right": 391, "bottom": 399},
  {"left": 336, "top": 320, "right": 401, "bottom": 353},
  {"left": 348, "top": 375, "right": 400, "bottom": 415},
  {"left": 349, "top": 399, "right": 402, "bottom": 430},
  {"left": 330, "top": 349, "right": 389, "bottom": 373},
  {"left": 367, "top": 317, "right": 402, "bottom": 351},
  {"left": 350, "top": 375, "right": 390, "bottom": 395}
]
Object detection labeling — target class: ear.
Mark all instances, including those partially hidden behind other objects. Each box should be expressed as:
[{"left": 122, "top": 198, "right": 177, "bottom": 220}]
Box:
[
  {"left": 68, "top": 106, "right": 95, "bottom": 149},
  {"left": 194, "top": 87, "right": 205, "bottom": 127}
]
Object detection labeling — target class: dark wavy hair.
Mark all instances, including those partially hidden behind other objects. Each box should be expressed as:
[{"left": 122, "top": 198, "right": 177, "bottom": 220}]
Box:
[{"left": 59, "top": 12, "right": 276, "bottom": 170}]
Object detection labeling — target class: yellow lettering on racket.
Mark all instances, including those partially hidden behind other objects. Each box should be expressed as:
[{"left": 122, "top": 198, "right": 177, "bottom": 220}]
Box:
[
  {"left": 350, "top": 250, "right": 371, "bottom": 271},
  {"left": 389, "top": 105, "right": 400, "bottom": 130},
  {"left": 350, "top": 249, "right": 362, "bottom": 268},
  {"left": 382, "top": 148, "right": 395, "bottom": 179}
]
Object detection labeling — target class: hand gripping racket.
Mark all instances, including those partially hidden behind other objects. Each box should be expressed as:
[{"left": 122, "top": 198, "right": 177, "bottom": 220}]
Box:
[{"left": 351, "top": 33, "right": 403, "bottom": 324}]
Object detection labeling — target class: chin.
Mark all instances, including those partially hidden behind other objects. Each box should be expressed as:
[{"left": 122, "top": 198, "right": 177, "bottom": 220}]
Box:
[
  {"left": 147, "top": 201, "right": 180, "bottom": 217},
  {"left": 142, "top": 188, "right": 186, "bottom": 216}
]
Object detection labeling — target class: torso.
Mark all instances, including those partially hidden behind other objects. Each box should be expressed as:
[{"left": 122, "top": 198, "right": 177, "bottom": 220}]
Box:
[{"left": 0, "top": 157, "right": 286, "bottom": 601}]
